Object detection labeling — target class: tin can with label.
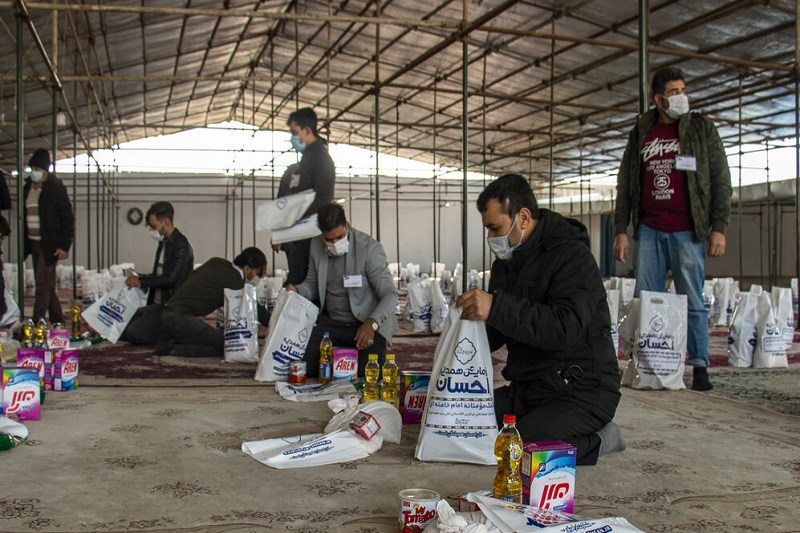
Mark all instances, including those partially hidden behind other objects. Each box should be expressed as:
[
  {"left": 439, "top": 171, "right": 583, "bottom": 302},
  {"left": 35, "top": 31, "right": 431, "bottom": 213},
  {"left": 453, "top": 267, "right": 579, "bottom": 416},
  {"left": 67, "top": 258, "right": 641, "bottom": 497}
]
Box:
[
  {"left": 398, "top": 488, "right": 440, "bottom": 533},
  {"left": 289, "top": 361, "right": 307, "bottom": 384}
]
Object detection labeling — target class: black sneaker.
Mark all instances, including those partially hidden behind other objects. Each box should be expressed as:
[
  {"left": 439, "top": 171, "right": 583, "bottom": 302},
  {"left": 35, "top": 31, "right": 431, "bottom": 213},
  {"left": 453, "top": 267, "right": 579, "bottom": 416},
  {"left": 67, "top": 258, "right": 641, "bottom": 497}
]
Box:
[{"left": 691, "top": 366, "right": 713, "bottom": 391}]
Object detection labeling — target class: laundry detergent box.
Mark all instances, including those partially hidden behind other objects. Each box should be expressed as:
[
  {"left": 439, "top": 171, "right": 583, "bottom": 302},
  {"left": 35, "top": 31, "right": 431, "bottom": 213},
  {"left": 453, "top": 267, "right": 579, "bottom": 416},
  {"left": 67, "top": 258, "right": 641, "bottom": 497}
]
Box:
[
  {"left": 53, "top": 349, "right": 79, "bottom": 391},
  {"left": 521, "top": 441, "right": 576, "bottom": 512},
  {"left": 333, "top": 348, "right": 358, "bottom": 380},
  {"left": 46, "top": 329, "right": 71, "bottom": 390},
  {"left": 3, "top": 366, "right": 41, "bottom": 420},
  {"left": 400, "top": 371, "right": 430, "bottom": 424},
  {"left": 17, "top": 348, "right": 45, "bottom": 391}
]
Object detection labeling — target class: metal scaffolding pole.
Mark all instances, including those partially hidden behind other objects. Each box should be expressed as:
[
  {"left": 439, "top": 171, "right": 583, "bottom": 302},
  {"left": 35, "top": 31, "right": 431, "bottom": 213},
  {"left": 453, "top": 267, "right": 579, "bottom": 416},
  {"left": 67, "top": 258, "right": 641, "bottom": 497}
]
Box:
[
  {"left": 548, "top": 20, "right": 554, "bottom": 209},
  {"left": 432, "top": 77, "right": 437, "bottom": 267},
  {"left": 240, "top": 179, "right": 244, "bottom": 251},
  {"left": 461, "top": 0, "right": 469, "bottom": 294},
  {"left": 374, "top": 0, "right": 381, "bottom": 242},
  {"left": 224, "top": 192, "right": 229, "bottom": 258},
  {"left": 638, "top": 0, "right": 649, "bottom": 115},
  {"left": 15, "top": 13, "right": 25, "bottom": 306},
  {"left": 252, "top": 175, "right": 256, "bottom": 248},
  {"left": 395, "top": 105, "right": 400, "bottom": 272},
  {"left": 738, "top": 75, "right": 743, "bottom": 287},
  {"left": 796, "top": 0, "right": 799, "bottom": 293},
  {"left": 95, "top": 161, "right": 100, "bottom": 269},
  {"left": 72, "top": 129, "right": 76, "bottom": 301},
  {"left": 86, "top": 138, "right": 91, "bottom": 270}
]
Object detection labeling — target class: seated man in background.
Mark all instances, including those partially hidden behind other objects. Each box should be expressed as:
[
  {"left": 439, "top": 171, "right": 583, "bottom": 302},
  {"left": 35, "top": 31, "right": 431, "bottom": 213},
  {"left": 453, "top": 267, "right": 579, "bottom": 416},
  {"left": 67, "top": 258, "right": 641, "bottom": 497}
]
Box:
[
  {"left": 122, "top": 201, "right": 194, "bottom": 345},
  {"left": 157, "top": 247, "right": 270, "bottom": 357},
  {"left": 457, "top": 174, "right": 624, "bottom": 466},
  {"left": 287, "top": 203, "right": 398, "bottom": 377}
]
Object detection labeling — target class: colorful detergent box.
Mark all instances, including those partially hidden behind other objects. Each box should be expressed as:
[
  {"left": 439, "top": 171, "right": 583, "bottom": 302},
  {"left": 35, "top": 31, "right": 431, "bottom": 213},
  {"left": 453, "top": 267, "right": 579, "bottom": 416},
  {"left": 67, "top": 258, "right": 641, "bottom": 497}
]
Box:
[
  {"left": 48, "top": 329, "right": 71, "bottom": 350},
  {"left": 53, "top": 349, "right": 79, "bottom": 391},
  {"left": 17, "top": 348, "right": 45, "bottom": 390},
  {"left": 333, "top": 348, "right": 358, "bottom": 380},
  {"left": 400, "top": 371, "right": 430, "bottom": 424},
  {"left": 521, "top": 441, "right": 576, "bottom": 512},
  {"left": 3, "top": 366, "right": 41, "bottom": 420}
]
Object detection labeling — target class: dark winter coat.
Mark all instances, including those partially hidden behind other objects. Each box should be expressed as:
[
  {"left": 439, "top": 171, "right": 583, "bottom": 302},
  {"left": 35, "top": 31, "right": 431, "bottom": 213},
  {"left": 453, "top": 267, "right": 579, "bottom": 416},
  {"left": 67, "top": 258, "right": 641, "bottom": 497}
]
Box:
[
  {"left": 140, "top": 228, "right": 195, "bottom": 306},
  {"left": 486, "top": 209, "right": 620, "bottom": 419},
  {"left": 23, "top": 173, "right": 74, "bottom": 265}
]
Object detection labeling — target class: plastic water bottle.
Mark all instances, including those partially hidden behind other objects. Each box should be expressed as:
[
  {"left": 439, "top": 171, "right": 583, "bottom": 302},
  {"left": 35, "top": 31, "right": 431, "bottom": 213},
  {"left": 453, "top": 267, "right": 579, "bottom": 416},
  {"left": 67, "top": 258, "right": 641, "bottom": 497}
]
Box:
[
  {"left": 493, "top": 414, "right": 523, "bottom": 503},
  {"left": 36, "top": 317, "right": 48, "bottom": 348},
  {"left": 363, "top": 353, "right": 380, "bottom": 402},
  {"left": 380, "top": 353, "right": 398, "bottom": 408},
  {"left": 22, "top": 317, "right": 35, "bottom": 348},
  {"left": 319, "top": 332, "right": 333, "bottom": 384}
]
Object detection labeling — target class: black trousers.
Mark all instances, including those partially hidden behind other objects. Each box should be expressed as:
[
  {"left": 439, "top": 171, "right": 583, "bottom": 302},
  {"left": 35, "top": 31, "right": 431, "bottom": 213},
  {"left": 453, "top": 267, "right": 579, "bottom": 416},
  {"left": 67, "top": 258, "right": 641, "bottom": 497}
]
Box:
[
  {"left": 493, "top": 383, "right": 607, "bottom": 466},
  {"left": 286, "top": 238, "right": 311, "bottom": 286},
  {"left": 31, "top": 241, "right": 63, "bottom": 323},
  {"left": 121, "top": 304, "right": 164, "bottom": 345},
  {"left": 160, "top": 308, "right": 223, "bottom": 357},
  {"left": 303, "top": 313, "right": 387, "bottom": 378}
]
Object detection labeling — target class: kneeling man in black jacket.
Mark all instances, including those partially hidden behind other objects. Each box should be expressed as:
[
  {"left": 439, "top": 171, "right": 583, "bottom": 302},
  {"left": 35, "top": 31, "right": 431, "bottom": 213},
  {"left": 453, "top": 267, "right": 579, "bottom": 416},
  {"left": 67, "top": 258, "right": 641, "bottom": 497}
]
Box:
[{"left": 457, "top": 174, "right": 625, "bottom": 465}]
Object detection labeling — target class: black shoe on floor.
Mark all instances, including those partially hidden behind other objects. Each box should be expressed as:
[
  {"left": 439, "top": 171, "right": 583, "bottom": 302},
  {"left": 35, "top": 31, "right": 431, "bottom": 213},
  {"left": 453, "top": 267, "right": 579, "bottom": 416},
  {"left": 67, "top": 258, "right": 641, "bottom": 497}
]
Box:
[
  {"left": 691, "top": 366, "right": 713, "bottom": 391},
  {"left": 154, "top": 341, "right": 174, "bottom": 356}
]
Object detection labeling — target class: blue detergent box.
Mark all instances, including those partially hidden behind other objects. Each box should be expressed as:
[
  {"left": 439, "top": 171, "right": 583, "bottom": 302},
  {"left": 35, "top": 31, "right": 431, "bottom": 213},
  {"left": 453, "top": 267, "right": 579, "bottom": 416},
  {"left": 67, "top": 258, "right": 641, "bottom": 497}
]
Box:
[{"left": 521, "top": 441, "right": 576, "bottom": 512}]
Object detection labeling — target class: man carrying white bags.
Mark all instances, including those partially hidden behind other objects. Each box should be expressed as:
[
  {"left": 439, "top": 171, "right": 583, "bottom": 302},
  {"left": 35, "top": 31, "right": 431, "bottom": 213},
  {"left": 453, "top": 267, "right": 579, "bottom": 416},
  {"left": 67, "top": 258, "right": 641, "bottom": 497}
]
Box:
[{"left": 457, "top": 174, "right": 624, "bottom": 466}]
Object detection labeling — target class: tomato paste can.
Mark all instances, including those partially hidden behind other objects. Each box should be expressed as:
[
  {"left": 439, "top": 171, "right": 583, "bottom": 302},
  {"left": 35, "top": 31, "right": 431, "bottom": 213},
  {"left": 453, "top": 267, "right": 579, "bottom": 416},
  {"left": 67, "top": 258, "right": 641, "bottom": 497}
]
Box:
[
  {"left": 398, "top": 488, "right": 440, "bottom": 533},
  {"left": 289, "top": 361, "right": 306, "bottom": 384}
]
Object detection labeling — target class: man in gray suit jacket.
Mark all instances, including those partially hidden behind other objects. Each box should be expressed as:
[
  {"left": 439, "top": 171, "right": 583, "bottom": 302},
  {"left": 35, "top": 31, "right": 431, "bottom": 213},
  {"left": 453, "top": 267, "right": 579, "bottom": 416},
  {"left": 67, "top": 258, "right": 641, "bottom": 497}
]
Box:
[{"left": 287, "top": 203, "right": 399, "bottom": 377}]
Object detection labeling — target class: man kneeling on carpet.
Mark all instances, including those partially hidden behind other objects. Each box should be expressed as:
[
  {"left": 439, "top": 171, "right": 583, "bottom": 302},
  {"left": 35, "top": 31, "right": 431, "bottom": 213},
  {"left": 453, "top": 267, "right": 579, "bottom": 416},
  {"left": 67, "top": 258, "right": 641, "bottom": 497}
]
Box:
[
  {"left": 457, "top": 174, "right": 625, "bottom": 466},
  {"left": 156, "top": 247, "right": 271, "bottom": 357},
  {"left": 286, "top": 202, "right": 398, "bottom": 377}
]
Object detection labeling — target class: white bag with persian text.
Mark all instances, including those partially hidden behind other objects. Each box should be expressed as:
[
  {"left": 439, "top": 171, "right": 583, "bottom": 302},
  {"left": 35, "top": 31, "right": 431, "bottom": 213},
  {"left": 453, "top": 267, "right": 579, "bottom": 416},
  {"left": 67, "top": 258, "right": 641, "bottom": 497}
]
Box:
[
  {"left": 771, "top": 287, "right": 794, "bottom": 350},
  {"left": 617, "top": 297, "right": 640, "bottom": 357},
  {"left": 415, "top": 306, "right": 498, "bottom": 465},
  {"left": 256, "top": 190, "right": 316, "bottom": 231},
  {"left": 407, "top": 276, "right": 432, "bottom": 333},
  {"left": 702, "top": 280, "right": 715, "bottom": 322},
  {"left": 712, "top": 277, "right": 738, "bottom": 326},
  {"left": 429, "top": 278, "right": 449, "bottom": 334},
  {"left": 606, "top": 289, "right": 620, "bottom": 355},
  {"left": 82, "top": 279, "right": 145, "bottom": 344},
  {"left": 271, "top": 214, "right": 322, "bottom": 244},
  {"left": 753, "top": 292, "right": 788, "bottom": 369},
  {"left": 255, "top": 289, "right": 319, "bottom": 381},
  {"left": 727, "top": 291, "right": 758, "bottom": 368},
  {"left": 621, "top": 291, "right": 687, "bottom": 390},
  {"left": 223, "top": 285, "right": 259, "bottom": 364}
]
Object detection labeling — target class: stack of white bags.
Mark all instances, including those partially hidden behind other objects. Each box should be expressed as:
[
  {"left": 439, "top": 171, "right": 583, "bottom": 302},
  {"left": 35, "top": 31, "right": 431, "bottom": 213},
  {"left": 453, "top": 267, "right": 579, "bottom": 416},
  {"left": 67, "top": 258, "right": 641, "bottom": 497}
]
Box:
[{"left": 728, "top": 285, "right": 792, "bottom": 369}]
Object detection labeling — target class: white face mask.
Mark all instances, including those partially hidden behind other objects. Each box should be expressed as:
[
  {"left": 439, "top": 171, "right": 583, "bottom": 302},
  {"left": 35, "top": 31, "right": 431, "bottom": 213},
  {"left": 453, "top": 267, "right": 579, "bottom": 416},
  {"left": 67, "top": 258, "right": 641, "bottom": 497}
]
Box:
[
  {"left": 31, "top": 170, "right": 44, "bottom": 183},
  {"left": 149, "top": 228, "right": 164, "bottom": 242},
  {"left": 326, "top": 236, "right": 349, "bottom": 257},
  {"left": 487, "top": 215, "right": 525, "bottom": 261},
  {"left": 664, "top": 93, "right": 689, "bottom": 120}
]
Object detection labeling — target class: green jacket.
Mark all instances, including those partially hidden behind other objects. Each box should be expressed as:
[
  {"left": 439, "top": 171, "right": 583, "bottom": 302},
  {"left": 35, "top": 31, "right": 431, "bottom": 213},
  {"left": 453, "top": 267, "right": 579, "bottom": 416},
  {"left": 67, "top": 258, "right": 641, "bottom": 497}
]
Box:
[{"left": 614, "top": 108, "right": 732, "bottom": 242}]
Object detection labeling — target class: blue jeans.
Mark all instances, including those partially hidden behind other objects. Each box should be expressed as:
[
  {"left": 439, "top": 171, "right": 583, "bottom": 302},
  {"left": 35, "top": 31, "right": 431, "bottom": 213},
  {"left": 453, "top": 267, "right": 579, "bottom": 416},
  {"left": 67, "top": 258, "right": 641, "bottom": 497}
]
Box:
[{"left": 634, "top": 224, "right": 709, "bottom": 367}]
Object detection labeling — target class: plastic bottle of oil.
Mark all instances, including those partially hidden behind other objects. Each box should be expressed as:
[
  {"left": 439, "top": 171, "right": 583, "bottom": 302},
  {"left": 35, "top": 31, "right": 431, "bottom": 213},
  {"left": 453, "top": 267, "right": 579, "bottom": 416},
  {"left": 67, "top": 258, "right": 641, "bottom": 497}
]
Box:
[
  {"left": 380, "top": 353, "right": 398, "bottom": 407},
  {"left": 22, "top": 317, "right": 35, "bottom": 348},
  {"left": 36, "top": 317, "right": 48, "bottom": 348},
  {"left": 493, "top": 414, "right": 523, "bottom": 503},
  {"left": 318, "top": 332, "right": 333, "bottom": 384},
  {"left": 71, "top": 302, "right": 82, "bottom": 340},
  {"left": 363, "top": 353, "right": 380, "bottom": 402}
]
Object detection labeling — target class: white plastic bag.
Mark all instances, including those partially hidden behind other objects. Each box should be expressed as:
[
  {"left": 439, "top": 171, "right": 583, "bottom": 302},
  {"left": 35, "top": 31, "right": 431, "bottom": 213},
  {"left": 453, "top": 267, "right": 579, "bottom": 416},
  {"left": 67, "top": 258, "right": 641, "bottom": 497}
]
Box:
[
  {"left": 407, "top": 276, "right": 432, "bottom": 333},
  {"left": 256, "top": 190, "right": 316, "bottom": 231},
  {"left": 271, "top": 214, "right": 322, "bottom": 244},
  {"left": 753, "top": 292, "right": 788, "bottom": 369},
  {"left": 702, "top": 280, "right": 715, "bottom": 323},
  {"left": 606, "top": 289, "right": 620, "bottom": 355},
  {"left": 415, "top": 306, "right": 498, "bottom": 465},
  {"left": 430, "top": 278, "right": 449, "bottom": 334},
  {"left": 0, "top": 289, "right": 20, "bottom": 329},
  {"left": 81, "top": 280, "right": 145, "bottom": 344},
  {"left": 792, "top": 278, "right": 799, "bottom": 316},
  {"left": 241, "top": 430, "right": 369, "bottom": 469},
  {"left": 622, "top": 291, "right": 687, "bottom": 390},
  {"left": 422, "top": 500, "right": 494, "bottom": 533},
  {"left": 727, "top": 291, "right": 758, "bottom": 368},
  {"left": 324, "top": 398, "right": 402, "bottom": 444},
  {"left": 255, "top": 289, "right": 319, "bottom": 381},
  {"left": 713, "top": 277, "right": 738, "bottom": 326},
  {"left": 223, "top": 285, "right": 259, "bottom": 364},
  {"left": 618, "top": 298, "right": 640, "bottom": 357},
  {"left": 771, "top": 287, "right": 794, "bottom": 350},
  {"left": 275, "top": 380, "right": 356, "bottom": 402}
]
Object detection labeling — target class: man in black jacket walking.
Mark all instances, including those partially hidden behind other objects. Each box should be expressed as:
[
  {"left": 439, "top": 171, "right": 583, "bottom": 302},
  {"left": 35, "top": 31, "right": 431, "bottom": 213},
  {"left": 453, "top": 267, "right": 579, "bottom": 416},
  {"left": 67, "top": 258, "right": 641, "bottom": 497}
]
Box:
[
  {"left": 122, "top": 201, "right": 194, "bottom": 345},
  {"left": 24, "top": 148, "right": 74, "bottom": 324},
  {"left": 457, "top": 174, "right": 624, "bottom": 465}
]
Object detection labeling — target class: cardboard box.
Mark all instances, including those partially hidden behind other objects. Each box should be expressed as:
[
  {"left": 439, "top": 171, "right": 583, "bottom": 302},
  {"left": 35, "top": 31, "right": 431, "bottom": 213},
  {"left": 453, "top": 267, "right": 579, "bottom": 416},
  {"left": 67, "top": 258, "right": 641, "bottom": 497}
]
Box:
[
  {"left": 521, "top": 441, "right": 576, "bottom": 512},
  {"left": 349, "top": 411, "right": 381, "bottom": 439},
  {"left": 3, "top": 366, "right": 41, "bottom": 420},
  {"left": 53, "top": 349, "right": 79, "bottom": 391},
  {"left": 333, "top": 348, "right": 358, "bottom": 380},
  {"left": 400, "top": 371, "right": 430, "bottom": 424}
]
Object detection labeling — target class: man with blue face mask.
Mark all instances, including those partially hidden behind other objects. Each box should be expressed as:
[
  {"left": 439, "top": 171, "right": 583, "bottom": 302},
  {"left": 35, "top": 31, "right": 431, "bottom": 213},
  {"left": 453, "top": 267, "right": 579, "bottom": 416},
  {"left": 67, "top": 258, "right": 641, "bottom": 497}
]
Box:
[
  {"left": 23, "top": 148, "right": 74, "bottom": 324},
  {"left": 457, "top": 174, "right": 624, "bottom": 466},
  {"left": 614, "top": 68, "right": 732, "bottom": 391},
  {"left": 272, "top": 108, "right": 336, "bottom": 286},
  {"left": 287, "top": 203, "right": 398, "bottom": 378}
]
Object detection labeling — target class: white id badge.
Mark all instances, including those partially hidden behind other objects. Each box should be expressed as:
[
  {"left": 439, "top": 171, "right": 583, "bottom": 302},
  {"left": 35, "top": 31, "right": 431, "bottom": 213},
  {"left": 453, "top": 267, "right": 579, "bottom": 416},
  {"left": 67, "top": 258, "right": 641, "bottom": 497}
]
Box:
[
  {"left": 675, "top": 155, "right": 697, "bottom": 172},
  {"left": 343, "top": 275, "right": 363, "bottom": 288},
  {"left": 290, "top": 173, "right": 301, "bottom": 188}
]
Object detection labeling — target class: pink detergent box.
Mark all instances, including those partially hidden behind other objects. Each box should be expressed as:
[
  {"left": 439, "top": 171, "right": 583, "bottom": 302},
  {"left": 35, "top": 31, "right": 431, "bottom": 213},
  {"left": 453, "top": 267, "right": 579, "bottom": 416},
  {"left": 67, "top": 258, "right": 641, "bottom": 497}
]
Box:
[
  {"left": 53, "top": 349, "right": 79, "bottom": 391},
  {"left": 333, "top": 348, "right": 358, "bottom": 380},
  {"left": 17, "top": 348, "right": 45, "bottom": 390},
  {"left": 521, "top": 441, "right": 576, "bottom": 512},
  {"left": 400, "top": 371, "right": 430, "bottom": 424},
  {"left": 3, "top": 366, "right": 41, "bottom": 420}
]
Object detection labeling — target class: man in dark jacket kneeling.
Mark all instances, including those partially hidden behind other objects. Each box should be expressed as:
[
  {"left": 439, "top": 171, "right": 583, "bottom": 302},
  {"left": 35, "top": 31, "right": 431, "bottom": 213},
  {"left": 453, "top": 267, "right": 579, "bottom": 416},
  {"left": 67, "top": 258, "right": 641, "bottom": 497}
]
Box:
[{"left": 457, "top": 174, "right": 624, "bottom": 466}]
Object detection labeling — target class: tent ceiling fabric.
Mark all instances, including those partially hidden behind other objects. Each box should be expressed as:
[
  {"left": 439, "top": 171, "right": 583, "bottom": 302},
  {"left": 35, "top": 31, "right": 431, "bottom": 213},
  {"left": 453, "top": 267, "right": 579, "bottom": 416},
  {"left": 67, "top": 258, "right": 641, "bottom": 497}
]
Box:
[{"left": 0, "top": 0, "right": 796, "bottom": 195}]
